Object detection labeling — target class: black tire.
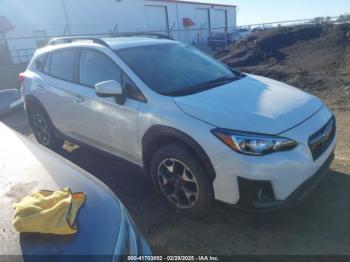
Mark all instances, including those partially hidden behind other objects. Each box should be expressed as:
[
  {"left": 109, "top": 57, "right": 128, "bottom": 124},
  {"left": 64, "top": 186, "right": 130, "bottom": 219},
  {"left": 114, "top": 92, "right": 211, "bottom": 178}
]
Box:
[
  {"left": 28, "top": 105, "right": 63, "bottom": 150},
  {"left": 150, "top": 143, "right": 214, "bottom": 218}
]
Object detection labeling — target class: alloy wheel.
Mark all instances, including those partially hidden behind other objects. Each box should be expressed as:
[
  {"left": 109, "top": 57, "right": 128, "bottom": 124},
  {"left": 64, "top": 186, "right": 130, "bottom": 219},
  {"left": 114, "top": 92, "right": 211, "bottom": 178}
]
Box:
[
  {"left": 157, "top": 158, "right": 199, "bottom": 209},
  {"left": 31, "top": 114, "right": 50, "bottom": 146}
]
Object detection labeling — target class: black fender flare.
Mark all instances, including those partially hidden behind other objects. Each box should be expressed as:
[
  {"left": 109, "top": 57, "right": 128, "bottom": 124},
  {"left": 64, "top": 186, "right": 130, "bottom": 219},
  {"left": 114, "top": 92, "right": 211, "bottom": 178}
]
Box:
[
  {"left": 142, "top": 125, "right": 216, "bottom": 181},
  {"left": 24, "top": 94, "right": 46, "bottom": 114},
  {"left": 24, "top": 94, "right": 58, "bottom": 134}
]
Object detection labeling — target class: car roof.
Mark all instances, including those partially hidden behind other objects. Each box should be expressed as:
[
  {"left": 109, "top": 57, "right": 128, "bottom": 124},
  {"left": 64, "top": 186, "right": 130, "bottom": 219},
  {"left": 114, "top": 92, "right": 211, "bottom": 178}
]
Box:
[
  {"left": 32, "top": 36, "right": 178, "bottom": 61},
  {"left": 102, "top": 37, "right": 176, "bottom": 49}
]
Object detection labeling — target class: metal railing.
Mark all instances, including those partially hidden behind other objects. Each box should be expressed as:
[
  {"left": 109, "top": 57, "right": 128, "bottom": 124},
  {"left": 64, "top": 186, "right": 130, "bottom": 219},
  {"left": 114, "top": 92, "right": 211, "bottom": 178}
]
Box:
[
  {"left": 237, "top": 15, "right": 350, "bottom": 30},
  {"left": 0, "top": 14, "right": 349, "bottom": 65},
  {"left": 0, "top": 48, "right": 35, "bottom": 65}
]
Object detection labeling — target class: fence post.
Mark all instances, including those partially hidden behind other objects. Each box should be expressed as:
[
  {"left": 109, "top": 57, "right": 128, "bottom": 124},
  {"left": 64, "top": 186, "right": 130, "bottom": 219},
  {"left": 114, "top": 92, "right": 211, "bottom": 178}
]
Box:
[
  {"left": 62, "top": 0, "right": 71, "bottom": 36},
  {"left": 0, "top": 32, "right": 12, "bottom": 64}
]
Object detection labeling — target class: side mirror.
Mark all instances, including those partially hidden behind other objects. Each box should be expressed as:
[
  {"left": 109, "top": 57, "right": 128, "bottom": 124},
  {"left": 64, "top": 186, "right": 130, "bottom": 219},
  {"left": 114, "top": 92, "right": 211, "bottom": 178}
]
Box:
[{"left": 95, "top": 80, "right": 125, "bottom": 104}]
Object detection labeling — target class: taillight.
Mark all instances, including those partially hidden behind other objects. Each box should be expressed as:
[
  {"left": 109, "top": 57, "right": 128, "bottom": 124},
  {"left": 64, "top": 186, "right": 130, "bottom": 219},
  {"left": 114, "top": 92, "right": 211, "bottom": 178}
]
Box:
[{"left": 18, "top": 72, "right": 25, "bottom": 85}]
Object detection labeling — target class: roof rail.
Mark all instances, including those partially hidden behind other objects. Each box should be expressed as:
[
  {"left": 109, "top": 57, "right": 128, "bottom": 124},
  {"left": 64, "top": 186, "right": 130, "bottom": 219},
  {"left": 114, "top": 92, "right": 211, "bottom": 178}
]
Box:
[
  {"left": 47, "top": 37, "right": 110, "bottom": 47},
  {"left": 111, "top": 32, "right": 173, "bottom": 40},
  {"left": 47, "top": 33, "right": 173, "bottom": 48}
]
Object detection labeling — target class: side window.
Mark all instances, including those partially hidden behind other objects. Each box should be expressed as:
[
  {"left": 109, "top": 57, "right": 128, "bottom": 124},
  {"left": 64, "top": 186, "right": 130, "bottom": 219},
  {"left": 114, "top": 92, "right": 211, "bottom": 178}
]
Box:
[
  {"left": 79, "top": 49, "right": 122, "bottom": 87},
  {"left": 43, "top": 54, "right": 51, "bottom": 74},
  {"left": 35, "top": 54, "right": 47, "bottom": 71},
  {"left": 50, "top": 49, "right": 77, "bottom": 82},
  {"left": 123, "top": 73, "right": 146, "bottom": 102}
]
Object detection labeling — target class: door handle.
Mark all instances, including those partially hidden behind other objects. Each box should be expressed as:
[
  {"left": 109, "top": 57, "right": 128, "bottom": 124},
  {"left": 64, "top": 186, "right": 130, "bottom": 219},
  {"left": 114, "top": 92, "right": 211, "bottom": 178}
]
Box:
[{"left": 73, "top": 95, "right": 85, "bottom": 103}]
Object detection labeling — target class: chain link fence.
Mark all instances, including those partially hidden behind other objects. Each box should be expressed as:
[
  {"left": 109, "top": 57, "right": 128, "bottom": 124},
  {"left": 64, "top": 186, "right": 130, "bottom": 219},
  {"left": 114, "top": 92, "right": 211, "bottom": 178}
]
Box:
[{"left": 1, "top": 14, "right": 350, "bottom": 66}]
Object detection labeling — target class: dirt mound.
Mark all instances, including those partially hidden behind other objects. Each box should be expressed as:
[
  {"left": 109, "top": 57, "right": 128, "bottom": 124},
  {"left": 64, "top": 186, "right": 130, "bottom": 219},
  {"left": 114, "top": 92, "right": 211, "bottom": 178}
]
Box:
[{"left": 217, "top": 24, "right": 350, "bottom": 111}]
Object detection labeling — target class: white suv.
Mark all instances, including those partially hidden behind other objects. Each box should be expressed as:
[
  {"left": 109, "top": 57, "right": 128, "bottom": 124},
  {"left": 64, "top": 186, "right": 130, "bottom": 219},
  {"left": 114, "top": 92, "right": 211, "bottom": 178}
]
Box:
[{"left": 21, "top": 36, "right": 336, "bottom": 217}]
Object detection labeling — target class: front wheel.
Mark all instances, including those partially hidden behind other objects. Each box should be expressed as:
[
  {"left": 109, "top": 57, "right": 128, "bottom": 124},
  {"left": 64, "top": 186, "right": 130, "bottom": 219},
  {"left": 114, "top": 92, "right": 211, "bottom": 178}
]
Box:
[{"left": 150, "top": 143, "right": 214, "bottom": 218}]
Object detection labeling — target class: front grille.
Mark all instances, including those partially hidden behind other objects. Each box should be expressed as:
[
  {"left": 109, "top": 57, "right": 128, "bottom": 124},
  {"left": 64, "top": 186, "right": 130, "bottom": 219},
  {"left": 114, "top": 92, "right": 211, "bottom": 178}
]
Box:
[{"left": 308, "top": 116, "right": 336, "bottom": 160}]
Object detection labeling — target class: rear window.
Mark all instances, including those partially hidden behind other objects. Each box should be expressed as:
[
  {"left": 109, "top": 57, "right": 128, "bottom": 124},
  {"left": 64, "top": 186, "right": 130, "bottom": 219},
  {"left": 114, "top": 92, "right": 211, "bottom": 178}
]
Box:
[
  {"left": 43, "top": 54, "right": 51, "bottom": 74},
  {"left": 50, "top": 49, "right": 77, "bottom": 82},
  {"left": 35, "top": 54, "right": 46, "bottom": 71}
]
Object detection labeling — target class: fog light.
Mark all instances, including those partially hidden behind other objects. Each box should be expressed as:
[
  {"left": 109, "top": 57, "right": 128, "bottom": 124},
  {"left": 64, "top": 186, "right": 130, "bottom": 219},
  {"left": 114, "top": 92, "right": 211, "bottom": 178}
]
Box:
[
  {"left": 237, "top": 177, "right": 277, "bottom": 211},
  {"left": 256, "top": 183, "right": 275, "bottom": 202}
]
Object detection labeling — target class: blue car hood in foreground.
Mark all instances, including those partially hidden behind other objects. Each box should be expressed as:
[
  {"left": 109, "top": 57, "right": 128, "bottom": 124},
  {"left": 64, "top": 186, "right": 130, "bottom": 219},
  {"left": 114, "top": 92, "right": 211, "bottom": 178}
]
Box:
[{"left": 0, "top": 123, "right": 151, "bottom": 259}]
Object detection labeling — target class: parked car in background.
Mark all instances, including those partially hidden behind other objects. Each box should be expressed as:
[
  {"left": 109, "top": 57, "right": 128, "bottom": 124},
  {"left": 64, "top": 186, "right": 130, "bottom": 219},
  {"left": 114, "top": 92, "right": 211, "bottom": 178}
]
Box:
[
  {"left": 21, "top": 35, "right": 336, "bottom": 218},
  {"left": 235, "top": 28, "right": 251, "bottom": 38},
  {"left": 0, "top": 122, "right": 151, "bottom": 258},
  {"left": 252, "top": 25, "right": 274, "bottom": 33},
  {"left": 208, "top": 32, "right": 232, "bottom": 50},
  {"left": 208, "top": 28, "right": 251, "bottom": 50}
]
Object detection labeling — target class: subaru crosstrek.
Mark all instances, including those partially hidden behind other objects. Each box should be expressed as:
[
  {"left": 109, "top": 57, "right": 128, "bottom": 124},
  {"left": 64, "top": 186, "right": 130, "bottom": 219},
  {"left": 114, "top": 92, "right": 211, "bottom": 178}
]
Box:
[{"left": 21, "top": 36, "right": 336, "bottom": 217}]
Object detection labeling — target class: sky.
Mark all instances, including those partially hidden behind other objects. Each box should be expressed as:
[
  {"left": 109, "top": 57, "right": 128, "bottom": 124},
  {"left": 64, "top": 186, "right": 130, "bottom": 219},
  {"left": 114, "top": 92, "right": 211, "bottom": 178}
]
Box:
[{"left": 179, "top": 0, "right": 350, "bottom": 26}]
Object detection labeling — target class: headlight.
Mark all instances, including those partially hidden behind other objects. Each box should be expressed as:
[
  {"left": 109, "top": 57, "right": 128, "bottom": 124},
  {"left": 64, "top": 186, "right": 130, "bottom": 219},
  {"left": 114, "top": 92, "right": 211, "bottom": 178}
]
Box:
[{"left": 212, "top": 129, "right": 297, "bottom": 156}]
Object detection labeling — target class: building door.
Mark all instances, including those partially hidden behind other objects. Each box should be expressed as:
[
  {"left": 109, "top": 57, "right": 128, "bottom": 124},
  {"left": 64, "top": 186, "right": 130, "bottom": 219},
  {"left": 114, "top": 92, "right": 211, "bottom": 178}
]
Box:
[
  {"left": 145, "top": 5, "right": 169, "bottom": 35},
  {"left": 194, "top": 8, "right": 210, "bottom": 44},
  {"left": 213, "top": 9, "right": 228, "bottom": 33}
]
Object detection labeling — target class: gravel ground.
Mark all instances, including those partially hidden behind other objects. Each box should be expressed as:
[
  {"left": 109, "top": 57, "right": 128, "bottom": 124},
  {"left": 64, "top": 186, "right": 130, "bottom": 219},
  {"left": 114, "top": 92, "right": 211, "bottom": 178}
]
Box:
[
  {"left": 217, "top": 24, "right": 350, "bottom": 113},
  {"left": 1, "top": 107, "right": 350, "bottom": 255}
]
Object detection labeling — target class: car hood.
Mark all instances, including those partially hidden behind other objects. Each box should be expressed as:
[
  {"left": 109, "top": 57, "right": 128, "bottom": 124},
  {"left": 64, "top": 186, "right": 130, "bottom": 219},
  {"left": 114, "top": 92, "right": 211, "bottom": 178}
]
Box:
[
  {"left": 0, "top": 123, "right": 151, "bottom": 257},
  {"left": 174, "top": 74, "right": 323, "bottom": 135}
]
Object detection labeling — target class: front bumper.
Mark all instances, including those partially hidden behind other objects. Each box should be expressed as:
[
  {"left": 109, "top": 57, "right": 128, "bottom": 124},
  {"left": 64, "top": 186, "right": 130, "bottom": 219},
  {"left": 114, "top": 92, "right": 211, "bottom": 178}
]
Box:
[
  {"left": 211, "top": 105, "right": 336, "bottom": 207},
  {"left": 236, "top": 152, "right": 334, "bottom": 212}
]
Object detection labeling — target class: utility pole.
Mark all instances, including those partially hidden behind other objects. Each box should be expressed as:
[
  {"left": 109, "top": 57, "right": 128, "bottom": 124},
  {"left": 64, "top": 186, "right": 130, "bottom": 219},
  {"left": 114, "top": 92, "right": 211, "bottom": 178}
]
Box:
[{"left": 62, "top": 0, "right": 71, "bottom": 36}]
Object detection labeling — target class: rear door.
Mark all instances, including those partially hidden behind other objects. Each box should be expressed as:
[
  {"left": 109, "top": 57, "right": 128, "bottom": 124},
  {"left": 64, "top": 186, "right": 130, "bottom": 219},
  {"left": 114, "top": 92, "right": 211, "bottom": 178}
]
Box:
[
  {"left": 70, "top": 48, "right": 141, "bottom": 163},
  {"left": 35, "top": 48, "right": 77, "bottom": 135}
]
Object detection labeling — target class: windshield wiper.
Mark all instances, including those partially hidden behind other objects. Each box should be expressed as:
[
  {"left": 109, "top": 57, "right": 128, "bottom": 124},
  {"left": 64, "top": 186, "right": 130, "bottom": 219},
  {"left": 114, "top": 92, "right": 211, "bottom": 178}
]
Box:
[{"left": 167, "top": 75, "right": 240, "bottom": 96}]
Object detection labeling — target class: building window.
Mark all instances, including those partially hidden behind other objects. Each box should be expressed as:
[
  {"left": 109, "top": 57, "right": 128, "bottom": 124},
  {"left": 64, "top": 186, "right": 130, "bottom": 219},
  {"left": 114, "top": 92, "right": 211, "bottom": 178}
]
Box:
[{"left": 34, "top": 30, "right": 48, "bottom": 48}]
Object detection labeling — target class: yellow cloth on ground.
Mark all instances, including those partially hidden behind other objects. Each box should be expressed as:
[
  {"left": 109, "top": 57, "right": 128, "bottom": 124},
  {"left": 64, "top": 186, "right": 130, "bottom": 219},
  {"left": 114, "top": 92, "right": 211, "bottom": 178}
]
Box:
[{"left": 12, "top": 188, "right": 86, "bottom": 235}]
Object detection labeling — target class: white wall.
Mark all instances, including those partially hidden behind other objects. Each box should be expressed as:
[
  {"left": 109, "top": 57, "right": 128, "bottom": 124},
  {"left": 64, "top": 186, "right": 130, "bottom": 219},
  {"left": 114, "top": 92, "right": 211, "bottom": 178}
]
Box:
[
  {"left": 0, "top": 0, "right": 236, "bottom": 63},
  {"left": 146, "top": 0, "right": 237, "bottom": 44},
  {"left": 63, "top": 0, "right": 147, "bottom": 35},
  {"left": 1, "top": 0, "right": 68, "bottom": 62}
]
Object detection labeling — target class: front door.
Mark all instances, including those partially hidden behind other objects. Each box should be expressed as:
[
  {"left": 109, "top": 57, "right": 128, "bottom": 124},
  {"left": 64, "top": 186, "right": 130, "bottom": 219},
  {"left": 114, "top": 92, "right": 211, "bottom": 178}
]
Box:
[{"left": 70, "top": 48, "right": 141, "bottom": 163}]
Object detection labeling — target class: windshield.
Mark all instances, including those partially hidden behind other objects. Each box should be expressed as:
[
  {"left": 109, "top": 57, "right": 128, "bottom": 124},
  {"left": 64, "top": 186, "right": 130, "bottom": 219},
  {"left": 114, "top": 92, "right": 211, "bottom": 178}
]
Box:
[{"left": 115, "top": 43, "right": 243, "bottom": 96}]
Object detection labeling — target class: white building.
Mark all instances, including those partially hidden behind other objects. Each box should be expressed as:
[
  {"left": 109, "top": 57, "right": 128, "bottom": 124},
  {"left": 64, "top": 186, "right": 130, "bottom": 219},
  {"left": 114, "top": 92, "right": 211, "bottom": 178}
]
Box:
[{"left": 0, "top": 0, "right": 237, "bottom": 63}]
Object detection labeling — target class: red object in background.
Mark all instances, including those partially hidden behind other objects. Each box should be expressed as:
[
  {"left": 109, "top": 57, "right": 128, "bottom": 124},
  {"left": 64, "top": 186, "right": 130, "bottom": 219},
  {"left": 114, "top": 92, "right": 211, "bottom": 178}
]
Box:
[
  {"left": 18, "top": 73, "right": 25, "bottom": 85},
  {"left": 0, "top": 16, "right": 14, "bottom": 32},
  {"left": 183, "top": 17, "right": 195, "bottom": 27}
]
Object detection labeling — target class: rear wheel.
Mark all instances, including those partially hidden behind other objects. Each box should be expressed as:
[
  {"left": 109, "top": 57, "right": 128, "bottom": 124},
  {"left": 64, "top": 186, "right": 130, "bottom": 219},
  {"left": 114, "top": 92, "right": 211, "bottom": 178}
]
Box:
[
  {"left": 28, "top": 107, "right": 63, "bottom": 150},
  {"left": 150, "top": 143, "right": 213, "bottom": 218}
]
